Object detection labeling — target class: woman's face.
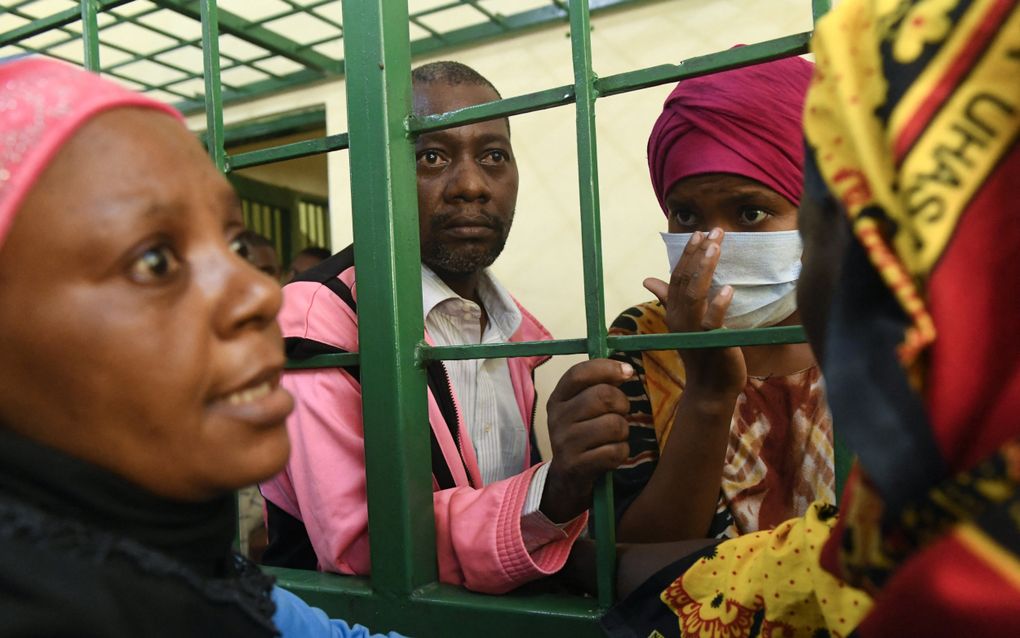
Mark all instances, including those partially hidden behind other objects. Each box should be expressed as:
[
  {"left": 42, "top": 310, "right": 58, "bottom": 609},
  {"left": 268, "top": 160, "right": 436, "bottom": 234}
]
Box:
[
  {"left": 664, "top": 173, "right": 798, "bottom": 234},
  {"left": 0, "top": 109, "right": 292, "bottom": 501}
]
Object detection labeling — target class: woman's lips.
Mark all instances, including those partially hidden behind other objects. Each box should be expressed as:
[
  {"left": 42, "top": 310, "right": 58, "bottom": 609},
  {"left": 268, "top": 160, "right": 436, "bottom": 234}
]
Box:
[{"left": 208, "top": 377, "right": 293, "bottom": 429}]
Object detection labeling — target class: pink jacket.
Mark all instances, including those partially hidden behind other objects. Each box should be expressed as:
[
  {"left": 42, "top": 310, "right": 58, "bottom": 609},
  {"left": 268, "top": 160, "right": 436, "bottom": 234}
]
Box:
[{"left": 260, "top": 247, "right": 586, "bottom": 594}]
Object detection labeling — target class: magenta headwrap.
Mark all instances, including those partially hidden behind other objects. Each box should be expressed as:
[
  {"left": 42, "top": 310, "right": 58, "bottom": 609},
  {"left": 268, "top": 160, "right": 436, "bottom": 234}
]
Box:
[
  {"left": 0, "top": 57, "right": 183, "bottom": 252},
  {"left": 647, "top": 54, "right": 813, "bottom": 214}
]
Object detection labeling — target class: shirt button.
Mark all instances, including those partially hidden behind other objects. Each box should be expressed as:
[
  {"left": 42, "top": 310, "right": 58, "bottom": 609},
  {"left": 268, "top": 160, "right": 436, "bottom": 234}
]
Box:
[{"left": 484, "top": 424, "right": 492, "bottom": 434}]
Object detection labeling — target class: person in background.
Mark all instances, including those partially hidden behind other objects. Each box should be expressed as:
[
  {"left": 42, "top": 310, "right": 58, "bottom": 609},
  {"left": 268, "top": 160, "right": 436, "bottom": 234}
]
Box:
[
  {"left": 283, "top": 245, "right": 331, "bottom": 283},
  {"left": 0, "top": 57, "right": 401, "bottom": 638},
  {"left": 259, "top": 61, "right": 633, "bottom": 594},
  {"left": 604, "top": 0, "right": 1019, "bottom": 635},
  {"left": 240, "top": 229, "right": 282, "bottom": 280},
  {"left": 609, "top": 55, "right": 834, "bottom": 544}
]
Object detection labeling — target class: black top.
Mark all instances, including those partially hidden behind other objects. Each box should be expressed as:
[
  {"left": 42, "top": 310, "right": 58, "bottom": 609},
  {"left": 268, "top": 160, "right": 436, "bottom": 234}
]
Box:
[{"left": 0, "top": 427, "right": 278, "bottom": 638}]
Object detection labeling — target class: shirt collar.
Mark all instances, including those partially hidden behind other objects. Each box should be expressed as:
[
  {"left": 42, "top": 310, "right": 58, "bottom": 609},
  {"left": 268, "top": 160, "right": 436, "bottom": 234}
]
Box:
[{"left": 421, "top": 265, "right": 522, "bottom": 340}]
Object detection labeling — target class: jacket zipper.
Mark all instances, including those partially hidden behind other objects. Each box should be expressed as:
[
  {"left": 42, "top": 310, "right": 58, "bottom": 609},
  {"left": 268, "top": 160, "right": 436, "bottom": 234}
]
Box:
[{"left": 436, "top": 361, "right": 473, "bottom": 488}]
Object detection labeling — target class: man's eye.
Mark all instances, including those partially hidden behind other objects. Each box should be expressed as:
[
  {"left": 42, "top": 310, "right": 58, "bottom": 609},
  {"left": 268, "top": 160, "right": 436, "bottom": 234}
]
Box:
[
  {"left": 128, "top": 245, "right": 181, "bottom": 283},
  {"left": 737, "top": 208, "right": 770, "bottom": 225},
  {"left": 483, "top": 149, "right": 508, "bottom": 163},
  {"left": 672, "top": 210, "right": 698, "bottom": 227},
  {"left": 417, "top": 150, "right": 445, "bottom": 166},
  {"left": 229, "top": 236, "right": 250, "bottom": 259}
]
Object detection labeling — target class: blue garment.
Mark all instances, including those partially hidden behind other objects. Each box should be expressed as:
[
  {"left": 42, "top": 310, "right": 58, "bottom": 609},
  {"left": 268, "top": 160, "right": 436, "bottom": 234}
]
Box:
[{"left": 271, "top": 586, "right": 407, "bottom": 638}]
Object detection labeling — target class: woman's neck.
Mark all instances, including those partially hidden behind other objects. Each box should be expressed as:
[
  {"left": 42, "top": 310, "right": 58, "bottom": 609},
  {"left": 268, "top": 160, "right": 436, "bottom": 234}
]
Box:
[{"left": 0, "top": 427, "right": 236, "bottom": 577}]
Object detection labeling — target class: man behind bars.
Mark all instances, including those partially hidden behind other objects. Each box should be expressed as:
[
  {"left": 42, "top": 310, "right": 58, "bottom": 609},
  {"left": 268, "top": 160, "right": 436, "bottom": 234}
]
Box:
[{"left": 259, "top": 61, "right": 632, "bottom": 594}]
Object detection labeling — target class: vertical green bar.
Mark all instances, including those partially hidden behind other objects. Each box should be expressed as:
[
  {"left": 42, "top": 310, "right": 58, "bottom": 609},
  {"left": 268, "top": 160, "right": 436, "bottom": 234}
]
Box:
[
  {"left": 340, "top": 0, "right": 438, "bottom": 595},
  {"left": 79, "top": 0, "right": 100, "bottom": 72},
  {"left": 199, "top": 0, "right": 227, "bottom": 173},
  {"left": 812, "top": 0, "right": 831, "bottom": 23},
  {"left": 568, "top": 0, "right": 616, "bottom": 607}
]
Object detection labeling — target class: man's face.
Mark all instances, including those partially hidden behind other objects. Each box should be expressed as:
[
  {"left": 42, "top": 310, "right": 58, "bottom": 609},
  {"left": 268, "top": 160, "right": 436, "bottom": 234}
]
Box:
[
  {"left": 413, "top": 81, "right": 518, "bottom": 276},
  {"left": 248, "top": 243, "right": 281, "bottom": 280},
  {"left": 0, "top": 110, "right": 292, "bottom": 501}
]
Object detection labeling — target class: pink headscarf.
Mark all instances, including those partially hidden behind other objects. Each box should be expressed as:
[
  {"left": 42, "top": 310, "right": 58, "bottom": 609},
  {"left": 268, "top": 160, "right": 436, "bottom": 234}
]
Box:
[
  {"left": 0, "top": 57, "right": 183, "bottom": 251},
  {"left": 647, "top": 53, "right": 813, "bottom": 214}
]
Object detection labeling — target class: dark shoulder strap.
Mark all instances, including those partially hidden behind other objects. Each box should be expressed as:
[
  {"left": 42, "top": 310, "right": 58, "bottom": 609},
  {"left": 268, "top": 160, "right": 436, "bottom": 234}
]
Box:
[
  {"left": 261, "top": 499, "right": 319, "bottom": 570},
  {"left": 288, "top": 244, "right": 357, "bottom": 313},
  {"left": 424, "top": 361, "right": 465, "bottom": 490}
]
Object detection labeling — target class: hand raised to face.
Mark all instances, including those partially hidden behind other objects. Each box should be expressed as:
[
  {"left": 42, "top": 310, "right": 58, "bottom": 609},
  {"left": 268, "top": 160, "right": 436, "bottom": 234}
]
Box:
[{"left": 644, "top": 227, "right": 747, "bottom": 398}]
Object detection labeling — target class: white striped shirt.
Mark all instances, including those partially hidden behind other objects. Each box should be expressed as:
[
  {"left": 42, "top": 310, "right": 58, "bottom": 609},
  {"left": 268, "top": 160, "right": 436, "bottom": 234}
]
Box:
[{"left": 421, "top": 266, "right": 553, "bottom": 522}]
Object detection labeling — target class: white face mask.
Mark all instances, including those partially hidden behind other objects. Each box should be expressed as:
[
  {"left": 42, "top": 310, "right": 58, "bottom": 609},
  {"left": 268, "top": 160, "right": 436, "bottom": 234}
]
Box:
[{"left": 661, "top": 230, "right": 803, "bottom": 329}]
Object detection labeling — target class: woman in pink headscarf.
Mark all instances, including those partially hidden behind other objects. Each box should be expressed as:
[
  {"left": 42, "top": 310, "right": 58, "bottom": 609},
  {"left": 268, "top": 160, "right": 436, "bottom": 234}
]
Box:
[
  {"left": 609, "top": 54, "right": 836, "bottom": 544},
  {"left": 0, "top": 57, "right": 401, "bottom": 638}
]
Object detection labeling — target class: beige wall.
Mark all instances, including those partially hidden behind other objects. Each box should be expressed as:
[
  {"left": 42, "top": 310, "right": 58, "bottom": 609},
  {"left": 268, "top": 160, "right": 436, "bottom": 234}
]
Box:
[
  {"left": 187, "top": 0, "right": 816, "bottom": 457},
  {"left": 229, "top": 130, "right": 330, "bottom": 199}
]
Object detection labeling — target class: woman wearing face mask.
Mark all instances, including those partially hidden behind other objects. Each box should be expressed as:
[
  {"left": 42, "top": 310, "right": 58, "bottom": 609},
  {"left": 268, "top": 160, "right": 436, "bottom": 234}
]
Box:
[
  {"left": 610, "top": 55, "right": 834, "bottom": 543},
  {"left": 0, "top": 58, "right": 400, "bottom": 638}
]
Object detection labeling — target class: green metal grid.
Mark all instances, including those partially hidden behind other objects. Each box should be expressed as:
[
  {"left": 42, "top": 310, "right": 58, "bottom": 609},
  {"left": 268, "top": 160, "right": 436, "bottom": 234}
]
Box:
[
  {"left": 0, "top": 0, "right": 668, "bottom": 112},
  {"left": 5, "top": 1, "right": 847, "bottom": 635}
]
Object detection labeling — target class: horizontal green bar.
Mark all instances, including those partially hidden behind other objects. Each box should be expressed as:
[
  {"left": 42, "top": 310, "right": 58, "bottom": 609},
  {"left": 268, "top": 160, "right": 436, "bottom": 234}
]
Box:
[
  {"left": 265, "top": 567, "right": 603, "bottom": 638},
  {"left": 407, "top": 84, "right": 576, "bottom": 134},
  {"left": 226, "top": 132, "right": 349, "bottom": 171},
  {"left": 596, "top": 31, "right": 813, "bottom": 97},
  {"left": 288, "top": 327, "right": 808, "bottom": 370},
  {"left": 200, "top": 108, "right": 325, "bottom": 148},
  {"left": 0, "top": 0, "right": 131, "bottom": 47},
  {"left": 608, "top": 325, "right": 807, "bottom": 352},
  {"left": 420, "top": 338, "right": 588, "bottom": 363},
  {"left": 407, "top": 33, "right": 810, "bottom": 135},
  {"left": 284, "top": 352, "right": 359, "bottom": 370}
]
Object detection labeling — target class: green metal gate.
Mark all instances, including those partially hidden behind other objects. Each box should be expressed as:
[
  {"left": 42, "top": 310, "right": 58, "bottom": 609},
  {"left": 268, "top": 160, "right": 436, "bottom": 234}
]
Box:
[
  {"left": 1, "top": 1, "right": 849, "bottom": 635},
  {"left": 231, "top": 173, "right": 330, "bottom": 266}
]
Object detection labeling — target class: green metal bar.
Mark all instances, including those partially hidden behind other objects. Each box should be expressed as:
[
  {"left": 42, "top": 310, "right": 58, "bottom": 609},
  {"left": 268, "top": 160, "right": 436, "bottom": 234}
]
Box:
[
  {"left": 284, "top": 352, "right": 360, "bottom": 370},
  {"left": 410, "top": 85, "right": 576, "bottom": 134},
  {"left": 567, "top": 0, "right": 616, "bottom": 608},
  {"left": 199, "top": 108, "right": 325, "bottom": 149},
  {"left": 0, "top": 0, "right": 132, "bottom": 47},
  {"left": 79, "top": 0, "right": 101, "bottom": 72},
  {"left": 0, "top": 6, "right": 207, "bottom": 98},
  {"left": 609, "top": 326, "right": 808, "bottom": 352},
  {"left": 813, "top": 0, "right": 832, "bottom": 23},
  {"left": 199, "top": 0, "right": 227, "bottom": 173},
  {"left": 597, "top": 31, "right": 813, "bottom": 96},
  {"left": 266, "top": 568, "right": 603, "bottom": 638},
  {"left": 175, "top": 0, "right": 656, "bottom": 115},
  {"left": 464, "top": 0, "right": 510, "bottom": 30},
  {"left": 340, "top": 0, "right": 437, "bottom": 596},
  {"left": 411, "top": 326, "right": 810, "bottom": 365},
  {"left": 226, "top": 132, "right": 348, "bottom": 171},
  {"left": 408, "top": 33, "right": 812, "bottom": 135},
  {"left": 152, "top": 0, "right": 342, "bottom": 73},
  {"left": 290, "top": 327, "right": 810, "bottom": 371},
  {"left": 418, "top": 339, "right": 588, "bottom": 364}
]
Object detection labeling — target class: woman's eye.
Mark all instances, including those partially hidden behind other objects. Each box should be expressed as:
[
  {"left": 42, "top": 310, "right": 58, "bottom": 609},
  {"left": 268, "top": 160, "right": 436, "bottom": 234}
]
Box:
[
  {"left": 737, "top": 208, "right": 771, "bottom": 225},
  {"left": 229, "top": 236, "right": 250, "bottom": 259},
  {"left": 672, "top": 210, "right": 698, "bottom": 227},
  {"left": 128, "top": 245, "right": 181, "bottom": 284}
]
